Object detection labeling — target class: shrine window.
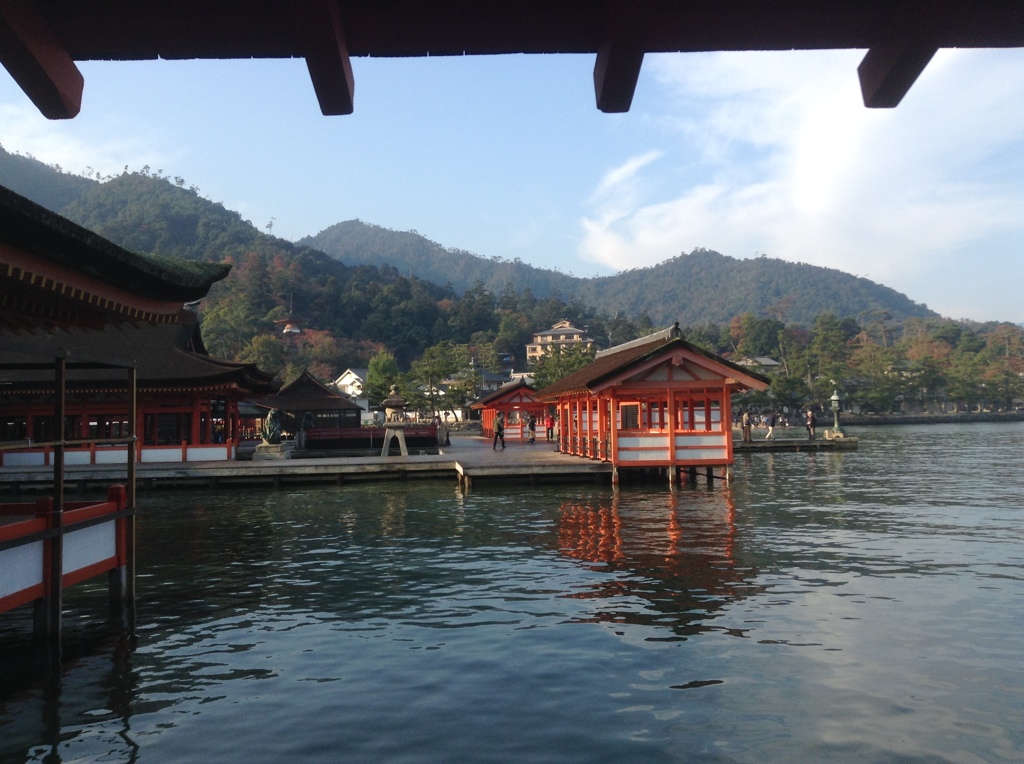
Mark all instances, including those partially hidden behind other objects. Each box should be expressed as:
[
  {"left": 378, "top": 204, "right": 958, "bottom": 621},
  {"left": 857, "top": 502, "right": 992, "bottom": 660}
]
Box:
[
  {"left": 1, "top": 416, "right": 27, "bottom": 440},
  {"left": 620, "top": 403, "right": 640, "bottom": 430}
]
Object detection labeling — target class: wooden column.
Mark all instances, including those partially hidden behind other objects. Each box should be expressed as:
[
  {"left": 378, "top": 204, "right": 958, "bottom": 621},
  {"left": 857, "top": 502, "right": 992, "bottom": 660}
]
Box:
[
  {"left": 125, "top": 366, "right": 137, "bottom": 606},
  {"left": 667, "top": 389, "right": 678, "bottom": 467},
  {"left": 609, "top": 395, "right": 619, "bottom": 467},
  {"left": 35, "top": 355, "right": 65, "bottom": 639}
]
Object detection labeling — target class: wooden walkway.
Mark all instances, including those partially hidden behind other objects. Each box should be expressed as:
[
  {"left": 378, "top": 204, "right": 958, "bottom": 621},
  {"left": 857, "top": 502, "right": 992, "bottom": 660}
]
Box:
[{"left": 0, "top": 434, "right": 857, "bottom": 492}]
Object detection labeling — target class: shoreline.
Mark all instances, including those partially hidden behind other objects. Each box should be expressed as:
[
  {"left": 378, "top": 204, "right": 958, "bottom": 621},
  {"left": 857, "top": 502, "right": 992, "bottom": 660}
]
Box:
[{"left": 832, "top": 411, "right": 1024, "bottom": 426}]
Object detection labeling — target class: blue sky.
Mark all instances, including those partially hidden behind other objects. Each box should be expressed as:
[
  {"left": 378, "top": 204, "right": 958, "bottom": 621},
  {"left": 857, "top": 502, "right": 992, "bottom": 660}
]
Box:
[{"left": 2, "top": 48, "right": 1022, "bottom": 324}]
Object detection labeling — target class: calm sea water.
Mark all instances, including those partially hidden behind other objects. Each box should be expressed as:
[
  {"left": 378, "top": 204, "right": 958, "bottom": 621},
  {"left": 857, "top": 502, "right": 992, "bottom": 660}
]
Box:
[{"left": 2, "top": 423, "right": 1023, "bottom": 763}]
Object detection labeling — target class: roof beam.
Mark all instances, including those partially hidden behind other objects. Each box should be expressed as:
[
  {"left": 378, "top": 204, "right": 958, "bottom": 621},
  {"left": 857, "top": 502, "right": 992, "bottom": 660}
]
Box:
[
  {"left": 0, "top": 0, "right": 83, "bottom": 119},
  {"left": 858, "top": 1, "right": 938, "bottom": 108},
  {"left": 291, "top": 0, "right": 354, "bottom": 115},
  {"left": 593, "top": 0, "right": 655, "bottom": 113}
]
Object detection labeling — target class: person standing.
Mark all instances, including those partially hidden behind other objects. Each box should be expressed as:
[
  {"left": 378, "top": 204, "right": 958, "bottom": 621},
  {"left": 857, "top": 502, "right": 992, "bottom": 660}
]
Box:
[
  {"left": 545, "top": 413, "right": 555, "bottom": 441},
  {"left": 528, "top": 416, "right": 537, "bottom": 444},
  {"left": 765, "top": 411, "right": 776, "bottom": 440},
  {"left": 806, "top": 409, "right": 816, "bottom": 440},
  {"left": 741, "top": 410, "right": 752, "bottom": 442},
  {"left": 493, "top": 413, "right": 505, "bottom": 450}
]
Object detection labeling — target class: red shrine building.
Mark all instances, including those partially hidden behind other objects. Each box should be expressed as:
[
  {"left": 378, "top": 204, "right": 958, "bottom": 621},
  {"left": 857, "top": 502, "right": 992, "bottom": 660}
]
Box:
[
  {"left": 538, "top": 324, "right": 769, "bottom": 484},
  {"left": 0, "top": 185, "right": 276, "bottom": 468},
  {"left": 472, "top": 379, "right": 546, "bottom": 442},
  {"left": 0, "top": 183, "right": 277, "bottom": 637}
]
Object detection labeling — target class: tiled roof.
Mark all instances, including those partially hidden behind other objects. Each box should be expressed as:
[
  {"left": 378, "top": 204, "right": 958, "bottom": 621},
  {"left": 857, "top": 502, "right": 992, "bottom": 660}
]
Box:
[
  {"left": 1, "top": 184, "right": 230, "bottom": 302},
  {"left": 471, "top": 379, "right": 537, "bottom": 408},
  {"left": 0, "top": 318, "right": 277, "bottom": 394},
  {"left": 260, "top": 370, "right": 362, "bottom": 412},
  {"left": 537, "top": 331, "right": 770, "bottom": 399}
]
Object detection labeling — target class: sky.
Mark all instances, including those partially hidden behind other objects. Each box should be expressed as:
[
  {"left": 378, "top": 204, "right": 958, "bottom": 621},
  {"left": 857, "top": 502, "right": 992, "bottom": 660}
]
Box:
[{"left": 1, "top": 48, "right": 1023, "bottom": 324}]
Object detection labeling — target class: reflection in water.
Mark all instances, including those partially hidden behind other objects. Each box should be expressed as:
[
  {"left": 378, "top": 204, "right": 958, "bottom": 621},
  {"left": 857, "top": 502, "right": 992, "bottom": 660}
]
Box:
[
  {"left": 557, "top": 487, "right": 763, "bottom": 640},
  {"left": 2, "top": 424, "right": 1023, "bottom": 763},
  {"left": 1, "top": 629, "right": 139, "bottom": 763}
]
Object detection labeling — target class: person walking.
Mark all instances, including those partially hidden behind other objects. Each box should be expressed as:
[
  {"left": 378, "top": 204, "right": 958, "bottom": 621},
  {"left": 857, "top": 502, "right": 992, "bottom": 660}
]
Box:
[
  {"left": 527, "top": 416, "right": 537, "bottom": 444},
  {"left": 493, "top": 413, "right": 505, "bottom": 450},
  {"left": 765, "top": 411, "right": 776, "bottom": 440},
  {"left": 805, "top": 409, "right": 816, "bottom": 440}
]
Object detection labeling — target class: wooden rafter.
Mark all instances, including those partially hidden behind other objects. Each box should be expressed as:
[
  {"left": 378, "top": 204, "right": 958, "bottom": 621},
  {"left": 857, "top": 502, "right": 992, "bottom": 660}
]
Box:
[
  {"left": 0, "top": 0, "right": 83, "bottom": 119},
  {"left": 858, "top": 0, "right": 939, "bottom": 108},
  {"left": 291, "top": 0, "right": 354, "bottom": 115},
  {"left": 593, "top": 0, "right": 655, "bottom": 113}
]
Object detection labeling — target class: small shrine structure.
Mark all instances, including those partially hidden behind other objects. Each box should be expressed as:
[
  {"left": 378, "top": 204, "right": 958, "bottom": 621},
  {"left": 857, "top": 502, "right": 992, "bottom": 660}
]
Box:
[
  {"left": 256, "top": 370, "right": 362, "bottom": 435},
  {"left": 537, "top": 324, "right": 769, "bottom": 485},
  {"left": 472, "top": 380, "right": 546, "bottom": 442}
]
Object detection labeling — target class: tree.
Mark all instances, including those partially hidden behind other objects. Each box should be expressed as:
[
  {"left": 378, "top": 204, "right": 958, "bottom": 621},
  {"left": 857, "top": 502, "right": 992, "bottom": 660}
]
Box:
[
  {"left": 238, "top": 334, "right": 285, "bottom": 377},
  {"left": 532, "top": 344, "right": 596, "bottom": 390},
  {"left": 366, "top": 351, "right": 400, "bottom": 407},
  {"left": 407, "top": 342, "right": 472, "bottom": 419}
]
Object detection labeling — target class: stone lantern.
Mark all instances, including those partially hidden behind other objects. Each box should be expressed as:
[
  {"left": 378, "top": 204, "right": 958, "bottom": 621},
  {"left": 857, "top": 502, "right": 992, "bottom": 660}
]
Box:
[
  {"left": 380, "top": 385, "right": 409, "bottom": 456},
  {"left": 830, "top": 390, "right": 843, "bottom": 437},
  {"left": 381, "top": 384, "right": 408, "bottom": 423}
]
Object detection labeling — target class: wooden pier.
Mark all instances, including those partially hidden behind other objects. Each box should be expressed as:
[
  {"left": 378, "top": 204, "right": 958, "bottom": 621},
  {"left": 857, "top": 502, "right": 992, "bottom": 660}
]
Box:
[{"left": 0, "top": 434, "right": 857, "bottom": 493}]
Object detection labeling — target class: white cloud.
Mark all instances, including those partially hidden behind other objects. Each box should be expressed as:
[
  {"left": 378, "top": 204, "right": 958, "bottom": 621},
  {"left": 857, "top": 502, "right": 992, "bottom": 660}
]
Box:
[
  {"left": 577, "top": 49, "right": 1024, "bottom": 320},
  {"left": 0, "top": 99, "right": 176, "bottom": 180}
]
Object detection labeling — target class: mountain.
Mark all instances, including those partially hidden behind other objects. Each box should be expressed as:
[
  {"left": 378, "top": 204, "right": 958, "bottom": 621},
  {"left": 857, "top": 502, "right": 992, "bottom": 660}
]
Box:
[
  {"left": 0, "top": 144, "right": 95, "bottom": 211},
  {"left": 298, "top": 220, "right": 582, "bottom": 299},
  {"left": 301, "top": 223, "right": 936, "bottom": 326},
  {"left": 572, "top": 250, "right": 935, "bottom": 326},
  {"left": 4, "top": 145, "right": 936, "bottom": 327}
]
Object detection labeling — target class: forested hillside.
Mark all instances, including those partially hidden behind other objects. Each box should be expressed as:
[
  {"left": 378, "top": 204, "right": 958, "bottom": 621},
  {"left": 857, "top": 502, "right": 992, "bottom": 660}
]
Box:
[
  {"left": 302, "top": 224, "right": 936, "bottom": 326},
  {"left": 574, "top": 249, "right": 935, "bottom": 326},
  {"left": 300, "top": 220, "right": 583, "bottom": 302},
  {"left": 3, "top": 145, "right": 1021, "bottom": 418}
]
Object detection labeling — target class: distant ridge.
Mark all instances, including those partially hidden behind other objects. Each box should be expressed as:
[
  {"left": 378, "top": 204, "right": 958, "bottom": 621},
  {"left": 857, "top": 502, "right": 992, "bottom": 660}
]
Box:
[
  {"left": 302, "top": 222, "right": 936, "bottom": 326},
  {"left": 3, "top": 144, "right": 937, "bottom": 327}
]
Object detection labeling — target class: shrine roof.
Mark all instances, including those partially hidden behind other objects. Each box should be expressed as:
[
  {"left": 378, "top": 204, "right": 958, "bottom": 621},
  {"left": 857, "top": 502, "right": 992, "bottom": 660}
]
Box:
[
  {"left": 1, "top": 184, "right": 230, "bottom": 303},
  {"left": 471, "top": 379, "right": 538, "bottom": 409},
  {"left": 0, "top": 318, "right": 277, "bottom": 394},
  {"left": 537, "top": 327, "right": 769, "bottom": 399},
  {"left": 258, "top": 370, "right": 363, "bottom": 413}
]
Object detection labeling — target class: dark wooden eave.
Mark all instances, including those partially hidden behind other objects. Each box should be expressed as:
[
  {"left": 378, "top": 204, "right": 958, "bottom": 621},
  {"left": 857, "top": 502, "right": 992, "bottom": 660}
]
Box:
[
  {"left": 0, "top": 185, "right": 231, "bottom": 303},
  {"left": 2, "top": 1, "right": 1022, "bottom": 119},
  {"left": 0, "top": 321, "right": 278, "bottom": 395},
  {"left": 257, "top": 370, "right": 362, "bottom": 413}
]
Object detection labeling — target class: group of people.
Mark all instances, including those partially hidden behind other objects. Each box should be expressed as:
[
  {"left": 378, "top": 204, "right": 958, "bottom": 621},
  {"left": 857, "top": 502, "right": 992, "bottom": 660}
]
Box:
[
  {"left": 491, "top": 413, "right": 557, "bottom": 450},
  {"left": 739, "top": 408, "right": 818, "bottom": 441}
]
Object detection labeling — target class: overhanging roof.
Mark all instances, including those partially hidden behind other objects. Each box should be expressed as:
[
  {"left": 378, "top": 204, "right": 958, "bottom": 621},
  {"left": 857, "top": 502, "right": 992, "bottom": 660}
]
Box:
[
  {"left": 0, "top": 320, "right": 278, "bottom": 394},
  {"left": 538, "top": 329, "right": 770, "bottom": 400},
  {"left": 2, "top": 1, "right": 1022, "bottom": 119},
  {"left": 1, "top": 184, "right": 232, "bottom": 330}
]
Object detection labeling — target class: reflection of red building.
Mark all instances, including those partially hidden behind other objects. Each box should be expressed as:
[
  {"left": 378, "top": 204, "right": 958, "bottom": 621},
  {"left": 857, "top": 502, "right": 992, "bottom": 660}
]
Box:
[
  {"left": 556, "top": 490, "right": 760, "bottom": 639},
  {"left": 539, "top": 325, "right": 768, "bottom": 484},
  {"left": 471, "top": 379, "right": 546, "bottom": 442}
]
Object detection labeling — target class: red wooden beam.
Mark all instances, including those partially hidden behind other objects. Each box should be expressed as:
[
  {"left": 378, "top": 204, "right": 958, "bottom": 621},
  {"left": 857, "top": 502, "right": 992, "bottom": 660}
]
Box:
[
  {"left": 291, "top": 0, "right": 355, "bottom": 115},
  {"left": 858, "top": 0, "right": 938, "bottom": 108},
  {"left": 0, "top": 0, "right": 83, "bottom": 119},
  {"left": 594, "top": 0, "right": 655, "bottom": 113}
]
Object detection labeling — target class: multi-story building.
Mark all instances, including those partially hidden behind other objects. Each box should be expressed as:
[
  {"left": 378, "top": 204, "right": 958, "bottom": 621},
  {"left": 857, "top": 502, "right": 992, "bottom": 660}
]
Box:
[{"left": 525, "top": 319, "right": 593, "bottom": 364}]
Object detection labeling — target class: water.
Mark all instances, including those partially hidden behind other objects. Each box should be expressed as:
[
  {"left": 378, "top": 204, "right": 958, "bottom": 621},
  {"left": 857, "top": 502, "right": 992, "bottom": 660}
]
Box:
[{"left": 2, "top": 423, "right": 1023, "bottom": 763}]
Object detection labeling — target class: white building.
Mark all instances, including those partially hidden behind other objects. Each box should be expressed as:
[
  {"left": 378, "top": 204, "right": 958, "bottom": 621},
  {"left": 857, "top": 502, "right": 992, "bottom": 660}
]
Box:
[{"left": 525, "top": 319, "right": 594, "bottom": 364}]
